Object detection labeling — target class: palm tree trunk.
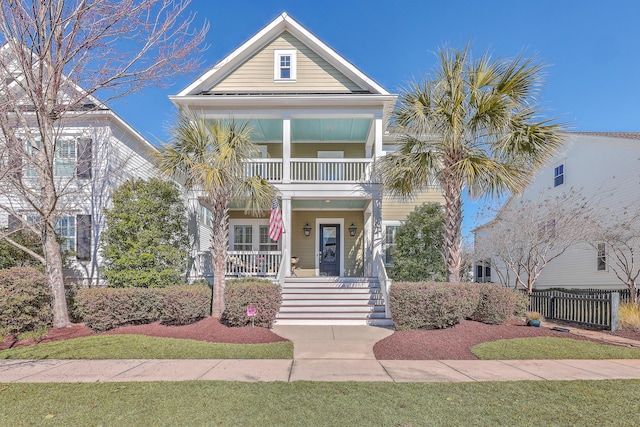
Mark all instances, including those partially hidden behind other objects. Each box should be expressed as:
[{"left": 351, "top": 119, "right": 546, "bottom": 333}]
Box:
[
  {"left": 209, "top": 194, "right": 230, "bottom": 318},
  {"left": 443, "top": 178, "right": 463, "bottom": 283}
]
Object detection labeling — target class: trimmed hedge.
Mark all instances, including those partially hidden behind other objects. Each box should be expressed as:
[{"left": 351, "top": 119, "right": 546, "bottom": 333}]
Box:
[
  {"left": 75, "top": 287, "right": 162, "bottom": 331},
  {"left": 221, "top": 279, "right": 281, "bottom": 328},
  {"left": 74, "top": 285, "right": 210, "bottom": 331},
  {"left": 159, "top": 285, "right": 210, "bottom": 325},
  {"left": 470, "top": 284, "right": 525, "bottom": 325},
  {"left": 390, "top": 282, "right": 480, "bottom": 330},
  {"left": 0, "top": 267, "right": 52, "bottom": 336}
]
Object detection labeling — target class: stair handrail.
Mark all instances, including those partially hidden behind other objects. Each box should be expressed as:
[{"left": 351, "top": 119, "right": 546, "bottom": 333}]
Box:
[
  {"left": 374, "top": 253, "right": 392, "bottom": 319},
  {"left": 275, "top": 246, "right": 289, "bottom": 287}
]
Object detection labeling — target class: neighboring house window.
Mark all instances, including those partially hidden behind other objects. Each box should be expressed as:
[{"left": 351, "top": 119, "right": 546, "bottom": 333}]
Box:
[
  {"left": 233, "top": 225, "right": 253, "bottom": 251},
  {"left": 597, "top": 243, "right": 607, "bottom": 271},
  {"left": 274, "top": 49, "right": 296, "bottom": 81},
  {"left": 384, "top": 225, "right": 400, "bottom": 266},
  {"left": 200, "top": 205, "right": 212, "bottom": 227},
  {"left": 554, "top": 164, "right": 564, "bottom": 187},
  {"left": 259, "top": 225, "right": 279, "bottom": 251},
  {"left": 56, "top": 216, "right": 76, "bottom": 253},
  {"left": 24, "top": 137, "right": 91, "bottom": 178}
]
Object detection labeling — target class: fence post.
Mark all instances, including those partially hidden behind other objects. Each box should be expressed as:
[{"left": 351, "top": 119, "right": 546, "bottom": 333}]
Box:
[
  {"left": 610, "top": 292, "right": 619, "bottom": 332},
  {"left": 548, "top": 295, "right": 554, "bottom": 321}
]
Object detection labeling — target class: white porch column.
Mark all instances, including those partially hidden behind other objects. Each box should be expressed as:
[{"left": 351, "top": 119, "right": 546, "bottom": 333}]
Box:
[
  {"left": 282, "top": 115, "right": 291, "bottom": 183},
  {"left": 282, "top": 195, "right": 292, "bottom": 277},
  {"left": 374, "top": 113, "right": 383, "bottom": 160},
  {"left": 364, "top": 201, "right": 373, "bottom": 276},
  {"left": 371, "top": 198, "right": 383, "bottom": 276}
]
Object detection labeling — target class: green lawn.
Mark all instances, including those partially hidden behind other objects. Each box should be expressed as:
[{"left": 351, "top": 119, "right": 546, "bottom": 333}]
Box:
[
  {"left": 472, "top": 337, "right": 640, "bottom": 360},
  {"left": 1, "top": 380, "right": 639, "bottom": 426},
  {"left": 0, "top": 335, "right": 293, "bottom": 360}
]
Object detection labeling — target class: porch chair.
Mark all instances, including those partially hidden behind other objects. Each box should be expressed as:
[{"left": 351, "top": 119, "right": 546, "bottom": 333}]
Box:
[{"left": 291, "top": 256, "right": 299, "bottom": 277}]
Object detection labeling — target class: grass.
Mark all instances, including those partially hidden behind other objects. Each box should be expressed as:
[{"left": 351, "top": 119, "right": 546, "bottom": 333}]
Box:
[
  {"left": 0, "top": 335, "right": 293, "bottom": 360},
  {"left": 620, "top": 303, "right": 640, "bottom": 330},
  {"left": 472, "top": 337, "right": 640, "bottom": 360},
  {"left": 1, "top": 380, "right": 640, "bottom": 426}
]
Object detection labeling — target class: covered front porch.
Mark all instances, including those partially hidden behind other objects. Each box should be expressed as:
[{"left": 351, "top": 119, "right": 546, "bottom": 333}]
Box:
[{"left": 224, "top": 197, "right": 384, "bottom": 280}]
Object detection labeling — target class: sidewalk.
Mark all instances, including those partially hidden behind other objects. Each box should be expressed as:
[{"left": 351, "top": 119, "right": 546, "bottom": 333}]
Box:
[{"left": 1, "top": 325, "right": 640, "bottom": 383}]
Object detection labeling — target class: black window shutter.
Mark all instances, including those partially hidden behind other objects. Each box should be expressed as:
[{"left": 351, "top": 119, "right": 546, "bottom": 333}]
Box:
[
  {"left": 76, "top": 214, "right": 92, "bottom": 261},
  {"left": 76, "top": 138, "right": 92, "bottom": 179}
]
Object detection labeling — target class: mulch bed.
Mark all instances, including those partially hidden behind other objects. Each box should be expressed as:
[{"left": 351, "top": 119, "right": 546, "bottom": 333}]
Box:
[
  {"left": 0, "top": 316, "right": 287, "bottom": 351},
  {"left": 2, "top": 316, "right": 639, "bottom": 360}
]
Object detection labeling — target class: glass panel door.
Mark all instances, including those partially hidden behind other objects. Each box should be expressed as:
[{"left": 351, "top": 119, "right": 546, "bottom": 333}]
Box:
[{"left": 319, "top": 224, "right": 340, "bottom": 276}]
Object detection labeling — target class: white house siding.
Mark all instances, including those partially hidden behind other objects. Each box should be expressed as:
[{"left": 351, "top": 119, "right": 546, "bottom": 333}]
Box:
[
  {"left": 211, "top": 32, "right": 362, "bottom": 94},
  {"left": 476, "top": 133, "right": 640, "bottom": 290},
  {"left": 0, "top": 113, "right": 159, "bottom": 286}
]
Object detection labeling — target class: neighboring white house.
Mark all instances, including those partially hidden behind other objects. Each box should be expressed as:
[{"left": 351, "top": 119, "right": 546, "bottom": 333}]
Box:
[
  {"left": 474, "top": 132, "right": 640, "bottom": 290},
  {"left": 0, "top": 97, "right": 159, "bottom": 286}
]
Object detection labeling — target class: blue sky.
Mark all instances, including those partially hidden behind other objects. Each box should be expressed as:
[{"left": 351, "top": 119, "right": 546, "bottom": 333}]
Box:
[{"left": 110, "top": 0, "right": 640, "bottom": 236}]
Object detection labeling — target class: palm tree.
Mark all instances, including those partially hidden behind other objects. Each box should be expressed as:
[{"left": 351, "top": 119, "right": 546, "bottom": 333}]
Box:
[
  {"left": 377, "top": 45, "right": 564, "bottom": 283},
  {"left": 155, "top": 113, "right": 276, "bottom": 317}
]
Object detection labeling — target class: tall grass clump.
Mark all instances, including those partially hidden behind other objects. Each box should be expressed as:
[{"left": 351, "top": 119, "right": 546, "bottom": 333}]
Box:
[{"left": 619, "top": 303, "right": 640, "bottom": 331}]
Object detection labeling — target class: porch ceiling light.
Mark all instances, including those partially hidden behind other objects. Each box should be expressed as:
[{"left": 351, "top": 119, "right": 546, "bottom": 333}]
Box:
[
  {"left": 348, "top": 223, "right": 357, "bottom": 237},
  {"left": 303, "top": 223, "right": 312, "bottom": 237}
]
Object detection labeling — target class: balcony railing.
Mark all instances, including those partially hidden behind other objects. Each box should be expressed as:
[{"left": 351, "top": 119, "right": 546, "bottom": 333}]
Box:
[
  {"left": 243, "top": 158, "right": 373, "bottom": 183},
  {"left": 243, "top": 159, "right": 282, "bottom": 181},
  {"left": 291, "top": 158, "right": 371, "bottom": 182}
]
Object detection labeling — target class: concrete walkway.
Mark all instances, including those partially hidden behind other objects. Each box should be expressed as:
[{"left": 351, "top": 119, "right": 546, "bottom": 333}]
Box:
[{"left": 2, "top": 325, "right": 640, "bottom": 383}]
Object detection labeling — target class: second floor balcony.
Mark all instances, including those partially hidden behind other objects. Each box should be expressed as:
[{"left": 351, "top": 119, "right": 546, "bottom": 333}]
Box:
[{"left": 243, "top": 158, "right": 375, "bottom": 183}]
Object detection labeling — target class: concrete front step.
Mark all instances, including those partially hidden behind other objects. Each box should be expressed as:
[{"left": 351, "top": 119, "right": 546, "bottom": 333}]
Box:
[
  {"left": 274, "top": 318, "right": 394, "bottom": 326},
  {"left": 277, "top": 277, "right": 392, "bottom": 326},
  {"left": 279, "top": 305, "right": 385, "bottom": 313}
]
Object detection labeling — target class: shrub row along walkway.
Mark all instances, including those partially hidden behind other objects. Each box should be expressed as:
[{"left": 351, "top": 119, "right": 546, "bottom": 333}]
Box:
[{"left": 2, "top": 325, "right": 640, "bottom": 383}]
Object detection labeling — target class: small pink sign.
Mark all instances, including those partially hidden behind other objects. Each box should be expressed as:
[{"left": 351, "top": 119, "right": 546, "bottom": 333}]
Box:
[{"left": 246, "top": 305, "right": 257, "bottom": 317}]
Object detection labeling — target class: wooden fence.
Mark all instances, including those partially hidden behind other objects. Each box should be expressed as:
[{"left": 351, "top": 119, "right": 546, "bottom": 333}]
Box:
[{"left": 527, "top": 289, "right": 620, "bottom": 331}]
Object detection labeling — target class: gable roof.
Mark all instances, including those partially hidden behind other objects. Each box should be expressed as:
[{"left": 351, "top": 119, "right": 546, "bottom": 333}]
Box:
[{"left": 178, "top": 13, "right": 390, "bottom": 97}]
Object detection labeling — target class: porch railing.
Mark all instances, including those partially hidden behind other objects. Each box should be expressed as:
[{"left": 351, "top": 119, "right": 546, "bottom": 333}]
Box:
[
  {"left": 226, "top": 251, "right": 282, "bottom": 278},
  {"left": 374, "top": 253, "right": 392, "bottom": 319}
]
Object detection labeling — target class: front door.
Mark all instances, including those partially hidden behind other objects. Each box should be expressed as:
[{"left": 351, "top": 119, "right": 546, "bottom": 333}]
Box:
[{"left": 319, "top": 224, "right": 340, "bottom": 276}]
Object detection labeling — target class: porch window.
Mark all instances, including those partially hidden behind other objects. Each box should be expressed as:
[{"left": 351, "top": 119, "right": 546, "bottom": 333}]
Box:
[
  {"left": 233, "top": 225, "right": 253, "bottom": 251},
  {"left": 259, "top": 225, "right": 279, "bottom": 251}
]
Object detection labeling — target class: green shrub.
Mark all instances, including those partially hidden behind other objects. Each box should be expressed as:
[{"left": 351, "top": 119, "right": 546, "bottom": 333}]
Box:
[
  {"left": 221, "top": 279, "right": 281, "bottom": 328},
  {"left": 389, "top": 282, "right": 480, "bottom": 330},
  {"left": 470, "top": 284, "right": 523, "bottom": 325},
  {"left": 159, "top": 285, "right": 210, "bottom": 325},
  {"left": 513, "top": 291, "right": 530, "bottom": 317},
  {"left": 74, "top": 287, "right": 162, "bottom": 331},
  {"left": 0, "top": 267, "right": 52, "bottom": 336}
]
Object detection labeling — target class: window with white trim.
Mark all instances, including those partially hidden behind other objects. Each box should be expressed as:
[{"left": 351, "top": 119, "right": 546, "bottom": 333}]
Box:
[
  {"left": 383, "top": 224, "right": 401, "bottom": 266},
  {"left": 259, "top": 225, "right": 279, "bottom": 251},
  {"left": 597, "top": 243, "right": 607, "bottom": 271},
  {"left": 229, "top": 219, "right": 281, "bottom": 252},
  {"left": 25, "top": 137, "right": 80, "bottom": 177},
  {"left": 274, "top": 49, "right": 296, "bottom": 81},
  {"left": 233, "top": 225, "right": 253, "bottom": 251},
  {"left": 200, "top": 205, "right": 212, "bottom": 227},
  {"left": 554, "top": 164, "right": 564, "bottom": 187}
]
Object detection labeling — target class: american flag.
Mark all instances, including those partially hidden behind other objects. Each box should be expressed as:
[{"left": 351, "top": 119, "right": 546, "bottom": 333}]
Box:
[{"left": 268, "top": 198, "right": 283, "bottom": 241}]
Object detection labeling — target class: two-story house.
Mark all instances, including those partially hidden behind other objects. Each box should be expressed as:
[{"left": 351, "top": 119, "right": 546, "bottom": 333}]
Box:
[
  {"left": 176, "top": 13, "right": 443, "bottom": 324},
  {"left": 474, "top": 132, "right": 640, "bottom": 290}
]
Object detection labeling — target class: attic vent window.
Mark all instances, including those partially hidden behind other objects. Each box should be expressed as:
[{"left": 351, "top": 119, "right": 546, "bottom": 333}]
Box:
[{"left": 274, "top": 49, "right": 296, "bottom": 82}]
